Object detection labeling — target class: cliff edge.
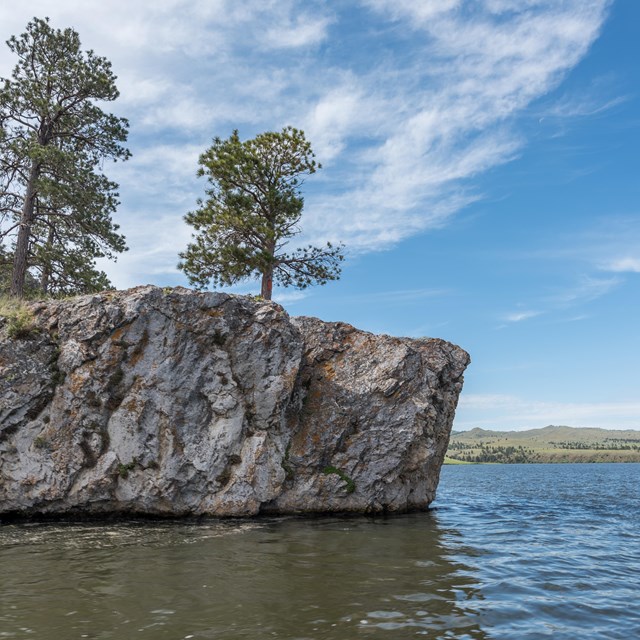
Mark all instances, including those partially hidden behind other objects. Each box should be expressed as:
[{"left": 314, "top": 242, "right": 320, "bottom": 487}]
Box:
[{"left": 0, "top": 286, "right": 469, "bottom": 517}]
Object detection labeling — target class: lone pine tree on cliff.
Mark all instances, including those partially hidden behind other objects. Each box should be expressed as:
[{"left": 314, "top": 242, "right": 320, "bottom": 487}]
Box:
[
  {"left": 178, "top": 127, "right": 344, "bottom": 300},
  {"left": 0, "top": 17, "right": 130, "bottom": 297}
]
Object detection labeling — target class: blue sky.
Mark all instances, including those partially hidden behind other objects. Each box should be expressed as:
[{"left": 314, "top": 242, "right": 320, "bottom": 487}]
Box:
[{"left": 1, "top": 1, "right": 638, "bottom": 430}]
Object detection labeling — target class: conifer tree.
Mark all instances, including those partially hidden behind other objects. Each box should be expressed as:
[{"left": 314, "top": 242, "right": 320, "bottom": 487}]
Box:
[
  {"left": 179, "top": 127, "right": 343, "bottom": 300},
  {"left": 0, "top": 17, "right": 130, "bottom": 297}
]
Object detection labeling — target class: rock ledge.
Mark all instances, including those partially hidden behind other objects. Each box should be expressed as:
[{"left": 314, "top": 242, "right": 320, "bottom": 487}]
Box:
[{"left": 0, "top": 286, "right": 469, "bottom": 517}]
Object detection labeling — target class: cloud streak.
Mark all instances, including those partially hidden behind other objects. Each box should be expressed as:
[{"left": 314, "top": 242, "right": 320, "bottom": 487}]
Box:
[
  {"left": 603, "top": 257, "right": 640, "bottom": 273},
  {"left": 0, "top": 0, "right": 612, "bottom": 287},
  {"left": 504, "top": 310, "right": 542, "bottom": 323},
  {"left": 498, "top": 274, "right": 621, "bottom": 328},
  {"left": 456, "top": 393, "right": 640, "bottom": 431}
]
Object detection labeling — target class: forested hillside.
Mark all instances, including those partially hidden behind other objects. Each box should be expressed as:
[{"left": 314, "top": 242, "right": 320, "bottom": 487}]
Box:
[{"left": 446, "top": 426, "right": 640, "bottom": 463}]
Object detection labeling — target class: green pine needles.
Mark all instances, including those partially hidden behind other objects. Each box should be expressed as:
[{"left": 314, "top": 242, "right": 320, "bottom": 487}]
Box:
[
  {"left": 0, "top": 17, "right": 130, "bottom": 298},
  {"left": 178, "top": 127, "right": 344, "bottom": 300}
]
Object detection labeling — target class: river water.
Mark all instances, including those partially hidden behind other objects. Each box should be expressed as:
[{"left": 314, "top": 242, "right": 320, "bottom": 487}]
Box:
[{"left": 1, "top": 463, "right": 638, "bottom": 639}]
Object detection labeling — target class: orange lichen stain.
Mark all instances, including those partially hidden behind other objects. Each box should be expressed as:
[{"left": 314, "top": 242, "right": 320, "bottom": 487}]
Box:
[
  {"left": 68, "top": 370, "right": 87, "bottom": 395},
  {"left": 205, "top": 308, "right": 223, "bottom": 318},
  {"left": 128, "top": 329, "right": 149, "bottom": 367},
  {"left": 340, "top": 331, "right": 357, "bottom": 348},
  {"left": 321, "top": 362, "right": 336, "bottom": 381},
  {"left": 294, "top": 418, "right": 324, "bottom": 452},
  {"left": 281, "top": 368, "right": 299, "bottom": 393},
  {"left": 117, "top": 375, "right": 145, "bottom": 413},
  {"left": 123, "top": 395, "right": 143, "bottom": 414},
  {"left": 110, "top": 326, "right": 128, "bottom": 343}
]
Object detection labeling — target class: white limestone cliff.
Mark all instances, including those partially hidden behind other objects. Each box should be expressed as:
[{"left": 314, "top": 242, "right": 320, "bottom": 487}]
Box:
[{"left": 0, "top": 286, "right": 469, "bottom": 517}]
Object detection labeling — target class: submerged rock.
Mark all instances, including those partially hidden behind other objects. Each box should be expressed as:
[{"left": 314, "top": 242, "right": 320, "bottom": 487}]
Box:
[{"left": 0, "top": 286, "right": 469, "bottom": 517}]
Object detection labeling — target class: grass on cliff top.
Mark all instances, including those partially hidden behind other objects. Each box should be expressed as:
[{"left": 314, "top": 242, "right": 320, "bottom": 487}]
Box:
[
  {"left": 0, "top": 294, "right": 26, "bottom": 317},
  {"left": 0, "top": 295, "right": 38, "bottom": 339}
]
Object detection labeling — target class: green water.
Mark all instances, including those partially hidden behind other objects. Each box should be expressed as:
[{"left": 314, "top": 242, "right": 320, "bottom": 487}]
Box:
[
  {"left": 1, "top": 463, "right": 639, "bottom": 639},
  {"left": 0, "top": 516, "right": 483, "bottom": 639}
]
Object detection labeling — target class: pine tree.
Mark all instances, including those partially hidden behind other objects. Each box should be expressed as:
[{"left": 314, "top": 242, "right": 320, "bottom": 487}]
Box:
[
  {"left": 0, "top": 17, "right": 130, "bottom": 297},
  {"left": 178, "top": 127, "right": 344, "bottom": 300}
]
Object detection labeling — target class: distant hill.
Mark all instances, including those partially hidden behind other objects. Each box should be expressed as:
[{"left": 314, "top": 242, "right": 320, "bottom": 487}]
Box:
[{"left": 446, "top": 425, "right": 640, "bottom": 464}]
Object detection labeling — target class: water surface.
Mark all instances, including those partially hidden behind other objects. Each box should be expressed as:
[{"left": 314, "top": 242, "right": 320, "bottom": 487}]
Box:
[{"left": 1, "top": 463, "right": 638, "bottom": 639}]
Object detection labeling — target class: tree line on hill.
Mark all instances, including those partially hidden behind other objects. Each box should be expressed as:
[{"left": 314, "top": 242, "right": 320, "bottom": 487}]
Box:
[
  {"left": 447, "top": 433, "right": 640, "bottom": 464},
  {"left": 447, "top": 443, "right": 537, "bottom": 464}
]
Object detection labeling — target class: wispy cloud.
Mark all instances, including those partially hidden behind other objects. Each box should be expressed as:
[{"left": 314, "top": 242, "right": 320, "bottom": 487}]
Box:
[
  {"left": 498, "top": 274, "right": 619, "bottom": 327},
  {"left": 303, "top": 84, "right": 375, "bottom": 164},
  {"left": 0, "top": 0, "right": 612, "bottom": 286},
  {"left": 504, "top": 310, "right": 542, "bottom": 323},
  {"left": 456, "top": 393, "right": 640, "bottom": 431},
  {"left": 262, "top": 13, "right": 333, "bottom": 49},
  {"left": 494, "top": 213, "right": 638, "bottom": 326},
  {"left": 551, "top": 275, "right": 621, "bottom": 305},
  {"left": 602, "top": 257, "right": 640, "bottom": 273},
  {"left": 272, "top": 290, "right": 309, "bottom": 304},
  {"left": 362, "top": 0, "right": 462, "bottom": 23},
  {"left": 541, "top": 94, "right": 628, "bottom": 119},
  {"left": 289, "top": 0, "right": 611, "bottom": 252}
]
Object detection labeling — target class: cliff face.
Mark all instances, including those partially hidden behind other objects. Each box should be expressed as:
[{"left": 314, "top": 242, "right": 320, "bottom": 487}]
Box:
[{"left": 0, "top": 286, "right": 469, "bottom": 517}]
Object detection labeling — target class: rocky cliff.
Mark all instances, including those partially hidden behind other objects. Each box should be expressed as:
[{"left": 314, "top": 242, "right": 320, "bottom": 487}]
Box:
[{"left": 0, "top": 286, "right": 469, "bottom": 518}]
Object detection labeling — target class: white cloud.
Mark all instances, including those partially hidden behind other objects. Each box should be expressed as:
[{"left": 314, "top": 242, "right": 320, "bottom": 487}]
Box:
[
  {"left": 362, "top": 0, "right": 463, "bottom": 24},
  {"left": 497, "top": 274, "right": 620, "bottom": 326},
  {"left": 456, "top": 393, "right": 640, "bottom": 431},
  {"left": 504, "top": 310, "right": 542, "bottom": 323},
  {"left": 304, "top": 85, "right": 373, "bottom": 163},
  {"left": 139, "top": 93, "right": 218, "bottom": 131},
  {"left": 542, "top": 94, "right": 627, "bottom": 119},
  {"left": 272, "top": 290, "right": 308, "bottom": 304},
  {"left": 552, "top": 275, "right": 621, "bottom": 305},
  {"left": 110, "top": 143, "right": 203, "bottom": 207},
  {"left": 296, "top": 0, "right": 610, "bottom": 252},
  {"left": 0, "top": 0, "right": 612, "bottom": 287},
  {"left": 603, "top": 257, "right": 640, "bottom": 273},
  {"left": 262, "top": 14, "right": 332, "bottom": 49},
  {"left": 96, "top": 210, "right": 194, "bottom": 289}
]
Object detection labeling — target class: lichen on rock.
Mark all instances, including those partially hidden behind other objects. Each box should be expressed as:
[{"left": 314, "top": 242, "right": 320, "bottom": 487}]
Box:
[{"left": 0, "top": 285, "right": 469, "bottom": 518}]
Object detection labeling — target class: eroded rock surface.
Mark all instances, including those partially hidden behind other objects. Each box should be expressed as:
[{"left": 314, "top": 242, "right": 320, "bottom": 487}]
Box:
[{"left": 0, "top": 286, "right": 469, "bottom": 517}]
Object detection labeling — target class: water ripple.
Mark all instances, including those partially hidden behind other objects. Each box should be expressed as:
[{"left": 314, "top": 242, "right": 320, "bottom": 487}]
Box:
[{"left": 0, "top": 463, "right": 638, "bottom": 639}]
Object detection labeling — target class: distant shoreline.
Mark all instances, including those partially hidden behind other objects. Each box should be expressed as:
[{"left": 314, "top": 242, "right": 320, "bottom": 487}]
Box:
[
  {"left": 446, "top": 425, "right": 640, "bottom": 464},
  {"left": 443, "top": 458, "right": 640, "bottom": 465}
]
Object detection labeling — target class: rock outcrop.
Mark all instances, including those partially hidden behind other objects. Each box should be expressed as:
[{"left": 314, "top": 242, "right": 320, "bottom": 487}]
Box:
[{"left": 0, "top": 286, "right": 469, "bottom": 518}]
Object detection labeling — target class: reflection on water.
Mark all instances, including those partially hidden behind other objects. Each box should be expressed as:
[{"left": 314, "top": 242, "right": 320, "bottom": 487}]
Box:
[
  {"left": 0, "top": 515, "right": 485, "bottom": 639},
  {"left": 1, "top": 463, "right": 639, "bottom": 639}
]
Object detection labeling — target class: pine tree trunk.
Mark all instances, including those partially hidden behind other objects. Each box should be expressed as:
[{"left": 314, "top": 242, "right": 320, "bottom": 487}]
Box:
[
  {"left": 10, "top": 162, "right": 40, "bottom": 298},
  {"left": 261, "top": 269, "right": 273, "bottom": 300},
  {"left": 39, "top": 264, "right": 50, "bottom": 295},
  {"left": 39, "top": 223, "right": 55, "bottom": 294},
  {"left": 260, "top": 240, "right": 275, "bottom": 300}
]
